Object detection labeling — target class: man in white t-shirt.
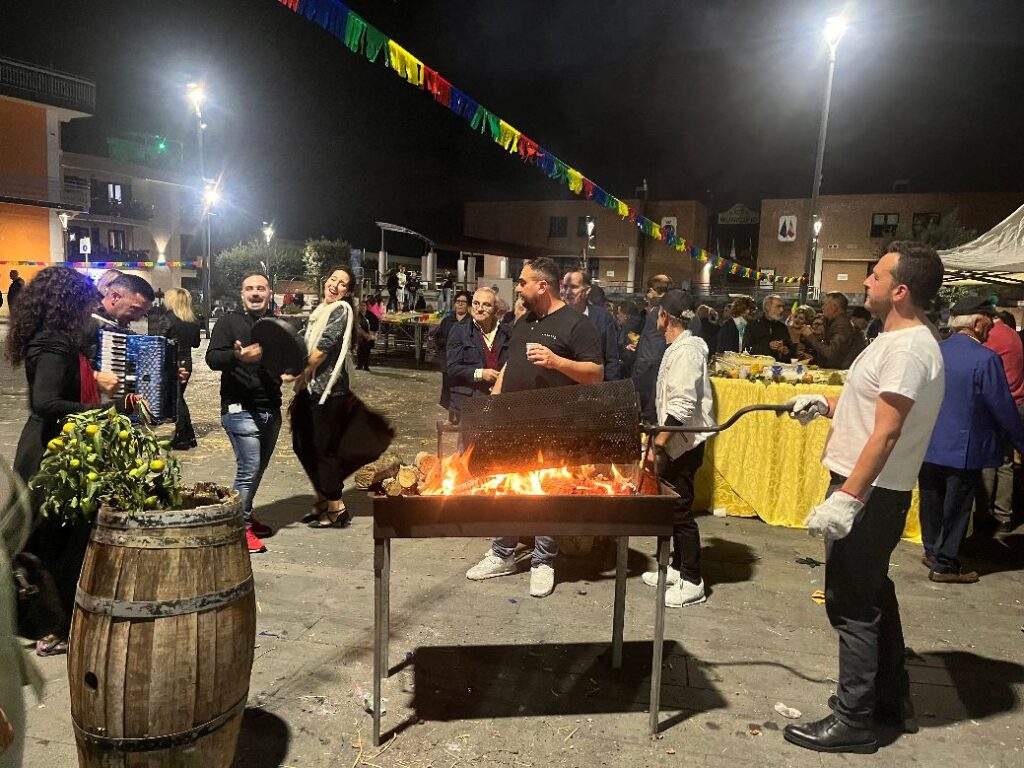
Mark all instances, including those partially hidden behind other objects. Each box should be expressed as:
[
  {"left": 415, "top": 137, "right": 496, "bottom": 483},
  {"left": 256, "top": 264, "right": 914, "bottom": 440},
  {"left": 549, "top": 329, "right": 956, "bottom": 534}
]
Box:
[{"left": 781, "top": 241, "right": 946, "bottom": 755}]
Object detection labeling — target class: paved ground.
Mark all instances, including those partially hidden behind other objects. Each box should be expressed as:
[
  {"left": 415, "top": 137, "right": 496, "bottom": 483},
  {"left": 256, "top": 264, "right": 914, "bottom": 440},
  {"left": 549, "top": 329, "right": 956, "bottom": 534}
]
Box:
[{"left": 2, "top": 326, "right": 1023, "bottom": 767}]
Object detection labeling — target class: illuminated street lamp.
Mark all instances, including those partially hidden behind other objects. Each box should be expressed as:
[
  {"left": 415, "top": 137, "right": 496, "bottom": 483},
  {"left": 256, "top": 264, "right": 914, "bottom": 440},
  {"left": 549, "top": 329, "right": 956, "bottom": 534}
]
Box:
[
  {"left": 800, "top": 15, "right": 848, "bottom": 302},
  {"left": 188, "top": 82, "right": 215, "bottom": 332},
  {"left": 262, "top": 221, "right": 276, "bottom": 302}
]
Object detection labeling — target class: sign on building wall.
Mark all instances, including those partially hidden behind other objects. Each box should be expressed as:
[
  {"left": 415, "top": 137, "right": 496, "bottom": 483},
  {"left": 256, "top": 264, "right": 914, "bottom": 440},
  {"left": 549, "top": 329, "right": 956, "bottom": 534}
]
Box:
[
  {"left": 718, "top": 203, "right": 760, "bottom": 226},
  {"left": 778, "top": 215, "right": 797, "bottom": 242},
  {"left": 79, "top": 236, "right": 91, "bottom": 255},
  {"left": 759, "top": 269, "right": 775, "bottom": 289}
]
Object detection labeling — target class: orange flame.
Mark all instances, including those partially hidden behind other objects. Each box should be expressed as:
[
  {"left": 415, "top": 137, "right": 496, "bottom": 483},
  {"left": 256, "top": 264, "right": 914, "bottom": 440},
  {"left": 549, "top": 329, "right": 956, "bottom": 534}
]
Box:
[{"left": 419, "top": 449, "right": 636, "bottom": 496}]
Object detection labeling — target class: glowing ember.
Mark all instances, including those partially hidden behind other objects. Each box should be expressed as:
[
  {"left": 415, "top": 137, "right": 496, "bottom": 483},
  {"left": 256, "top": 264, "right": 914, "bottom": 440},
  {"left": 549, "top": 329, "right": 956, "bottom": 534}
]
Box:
[{"left": 419, "top": 449, "right": 637, "bottom": 496}]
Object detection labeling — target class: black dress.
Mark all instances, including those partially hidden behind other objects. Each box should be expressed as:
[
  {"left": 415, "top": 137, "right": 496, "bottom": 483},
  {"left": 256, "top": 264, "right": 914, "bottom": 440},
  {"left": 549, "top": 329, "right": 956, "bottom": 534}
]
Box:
[
  {"left": 162, "top": 311, "right": 202, "bottom": 446},
  {"left": 14, "top": 333, "right": 93, "bottom": 639}
]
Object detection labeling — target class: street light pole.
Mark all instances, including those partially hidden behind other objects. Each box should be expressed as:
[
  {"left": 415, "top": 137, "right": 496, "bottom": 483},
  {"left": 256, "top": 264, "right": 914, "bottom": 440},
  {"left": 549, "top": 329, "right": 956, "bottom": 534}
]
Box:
[
  {"left": 187, "top": 82, "right": 212, "bottom": 332},
  {"left": 262, "top": 221, "right": 275, "bottom": 310},
  {"left": 800, "top": 16, "right": 847, "bottom": 303}
]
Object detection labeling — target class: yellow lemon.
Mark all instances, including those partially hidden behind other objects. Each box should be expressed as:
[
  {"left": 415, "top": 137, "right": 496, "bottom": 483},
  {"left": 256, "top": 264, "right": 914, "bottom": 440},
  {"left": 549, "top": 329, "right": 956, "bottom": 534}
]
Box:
[
  {"left": 62, "top": 423, "right": 75, "bottom": 434},
  {"left": 69, "top": 459, "right": 80, "bottom": 468},
  {"left": 144, "top": 496, "right": 158, "bottom": 507},
  {"left": 149, "top": 460, "right": 165, "bottom": 472},
  {"left": 87, "top": 471, "right": 99, "bottom": 481},
  {"left": 85, "top": 425, "right": 99, "bottom": 435},
  {"left": 119, "top": 430, "right": 130, "bottom": 440}
]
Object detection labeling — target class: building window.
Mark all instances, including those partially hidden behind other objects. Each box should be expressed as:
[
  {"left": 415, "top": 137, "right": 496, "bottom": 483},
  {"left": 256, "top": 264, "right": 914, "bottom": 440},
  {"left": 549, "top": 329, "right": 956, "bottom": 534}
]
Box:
[
  {"left": 548, "top": 216, "right": 568, "bottom": 238},
  {"left": 912, "top": 212, "right": 940, "bottom": 235},
  {"left": 870, "top": 212, "right": 900, "bottom": 238},
  {"left": 107, "top": 183, "right": 122, "bottom": 203},
  {"left": 108, "top": 229, "right": 126, "bottom": 250}
]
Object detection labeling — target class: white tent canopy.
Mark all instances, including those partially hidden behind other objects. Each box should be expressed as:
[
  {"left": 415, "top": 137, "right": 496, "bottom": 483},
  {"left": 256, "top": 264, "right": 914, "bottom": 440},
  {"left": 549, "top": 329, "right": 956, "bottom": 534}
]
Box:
[{"left": 940, "top": 202, "right": 1024, "bottom": 281}]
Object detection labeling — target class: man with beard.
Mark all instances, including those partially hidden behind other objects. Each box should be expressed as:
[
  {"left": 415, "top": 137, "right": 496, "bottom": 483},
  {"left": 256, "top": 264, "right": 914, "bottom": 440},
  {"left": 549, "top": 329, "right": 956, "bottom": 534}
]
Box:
[
  {"left": 561, "top": 268, "right": 621, "bottom": 380},
  {"left": 465, "top": 257, "right": 603, "bottom": 598},
  {"left": 206, "top": 272, "right": 282, "bottom": 554},
  {"left": 782, "top": 242, "right": 945, "bottom": 754},
  {"left": 745, "top": 294, "right": 791, "bottom": 362}
]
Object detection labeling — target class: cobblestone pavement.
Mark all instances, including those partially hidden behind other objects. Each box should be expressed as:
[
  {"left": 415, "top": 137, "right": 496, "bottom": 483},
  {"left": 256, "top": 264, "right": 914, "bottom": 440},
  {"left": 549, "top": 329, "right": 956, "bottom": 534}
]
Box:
[{"left": 2, "top": 326, "right": 1023, "bottom": 767}]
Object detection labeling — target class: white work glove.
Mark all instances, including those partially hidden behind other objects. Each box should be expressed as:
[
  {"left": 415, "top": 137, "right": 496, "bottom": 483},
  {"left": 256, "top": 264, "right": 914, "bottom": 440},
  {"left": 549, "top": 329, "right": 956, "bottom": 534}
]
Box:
[
  {"left": 804, "top": 490, "right": 864, "bottom": 541},
  {"left": 784, "top": 394, "right": 829, "bottom": 425}
]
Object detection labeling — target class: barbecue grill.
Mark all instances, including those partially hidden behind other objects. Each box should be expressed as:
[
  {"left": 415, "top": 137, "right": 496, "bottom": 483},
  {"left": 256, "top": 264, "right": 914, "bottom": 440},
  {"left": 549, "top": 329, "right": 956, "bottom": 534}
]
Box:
[{"left": 372, "top": 379, "right": 789, "bottom": 745}]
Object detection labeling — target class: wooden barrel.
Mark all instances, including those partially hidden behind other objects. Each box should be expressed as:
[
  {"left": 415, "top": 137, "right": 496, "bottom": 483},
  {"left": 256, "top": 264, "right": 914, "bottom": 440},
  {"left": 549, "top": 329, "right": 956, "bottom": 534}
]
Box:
[{"left": 69, "top": 487, "right": 256, "bottom": 767}]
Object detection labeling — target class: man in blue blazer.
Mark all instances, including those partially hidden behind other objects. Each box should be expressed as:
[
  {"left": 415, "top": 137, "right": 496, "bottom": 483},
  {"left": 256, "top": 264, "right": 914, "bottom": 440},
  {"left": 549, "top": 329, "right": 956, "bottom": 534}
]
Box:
[
  {"left": 561, "top": 269, "right": 621, "bottom": 381},
  {"left": 919, "top": 295, "right": 1024, "bottom": 583},
  {"left": 446, "top": 287, "right": 510, "bottom": 419}
]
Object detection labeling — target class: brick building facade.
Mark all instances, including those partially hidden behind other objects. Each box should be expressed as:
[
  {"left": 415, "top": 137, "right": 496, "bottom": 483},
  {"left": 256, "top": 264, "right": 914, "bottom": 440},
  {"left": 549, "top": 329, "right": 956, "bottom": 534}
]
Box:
[
  {"left": 758, "top": 192, "right": 1023, "bottom": 298},
  {"left": 463, "top": 198, "right": 708, "bottom": 292}
]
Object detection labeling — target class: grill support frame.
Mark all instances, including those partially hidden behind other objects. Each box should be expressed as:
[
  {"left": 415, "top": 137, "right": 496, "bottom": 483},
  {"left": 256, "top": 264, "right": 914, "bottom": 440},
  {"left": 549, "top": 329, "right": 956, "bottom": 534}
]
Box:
[{"left": 370, "top": 479, "right": 677, "bottom": 745}]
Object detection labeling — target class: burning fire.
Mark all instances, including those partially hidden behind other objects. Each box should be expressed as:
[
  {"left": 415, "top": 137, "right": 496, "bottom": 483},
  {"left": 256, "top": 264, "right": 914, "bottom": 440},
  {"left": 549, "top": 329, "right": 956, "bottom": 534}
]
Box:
[{"left": 419, "top": 449, "right": 637, "bottom": 496}]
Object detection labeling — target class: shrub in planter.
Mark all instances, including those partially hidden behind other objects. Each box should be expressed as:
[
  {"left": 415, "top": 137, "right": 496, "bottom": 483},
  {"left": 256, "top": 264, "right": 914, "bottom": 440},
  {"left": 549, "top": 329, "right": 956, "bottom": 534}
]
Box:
[{"left": 30, "top": 407, "right": 182, "bottom": 522}]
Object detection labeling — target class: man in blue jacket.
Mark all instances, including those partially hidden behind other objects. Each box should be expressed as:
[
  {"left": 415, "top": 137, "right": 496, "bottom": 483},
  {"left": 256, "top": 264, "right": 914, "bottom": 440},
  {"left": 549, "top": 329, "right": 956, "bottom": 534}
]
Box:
[
  {"left": 561, "top": 269, "right": 621, "bottom": 380},
  {"left": 919, "top": 295, "right": 1024, "bottom": 583},
  {"left": 445, "top": 287, "right": 510, "bottom": 419}
]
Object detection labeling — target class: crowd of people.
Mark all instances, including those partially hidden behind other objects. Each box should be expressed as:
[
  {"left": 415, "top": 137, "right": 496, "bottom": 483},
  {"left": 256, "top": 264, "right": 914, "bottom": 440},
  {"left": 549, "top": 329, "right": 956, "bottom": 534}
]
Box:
[{"left": 5, "top": 238, "right": 1024, "bottom": 758}]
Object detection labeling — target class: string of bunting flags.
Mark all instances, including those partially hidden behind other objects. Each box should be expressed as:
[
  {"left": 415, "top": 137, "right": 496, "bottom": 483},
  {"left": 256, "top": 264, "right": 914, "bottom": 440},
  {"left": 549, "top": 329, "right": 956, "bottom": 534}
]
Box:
[
  {"left": 275, "top": 0, "right": 806, "bottom": 286},
  {"left": 0, "top": 260, "right": 202, "bottom": 268}
]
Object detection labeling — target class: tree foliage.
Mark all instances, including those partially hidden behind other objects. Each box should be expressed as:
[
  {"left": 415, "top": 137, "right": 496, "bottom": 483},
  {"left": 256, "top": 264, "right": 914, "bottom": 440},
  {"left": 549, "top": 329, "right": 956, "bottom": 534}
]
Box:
[
  {"left": 212, "top": 239, "right": 306, "bottom": 300},
  {"left": 304, "top": 238, "right": 352, "bottom": 286}
]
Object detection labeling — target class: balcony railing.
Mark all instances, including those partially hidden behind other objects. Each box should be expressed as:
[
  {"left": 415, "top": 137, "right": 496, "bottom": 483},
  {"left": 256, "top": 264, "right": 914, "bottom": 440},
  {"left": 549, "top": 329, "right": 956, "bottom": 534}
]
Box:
[
  {"left": 0, "top": 173, "right": 90, "bottom": 210},
  {"left": 87, "top": 198, "right": 155, "bottom": 221},
  {"left": 0, "top": 57, "right": 95, "bottom": 114},
  {"left": 65, "top": 246, "right": 153, "bottom": 264}
]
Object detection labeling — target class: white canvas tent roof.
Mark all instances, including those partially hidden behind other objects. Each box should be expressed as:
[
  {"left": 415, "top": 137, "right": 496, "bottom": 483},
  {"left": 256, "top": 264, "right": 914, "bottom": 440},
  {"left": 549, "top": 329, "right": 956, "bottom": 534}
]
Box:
[{"left": 940, "top": 202, "right": 1024, "bottom": 284}]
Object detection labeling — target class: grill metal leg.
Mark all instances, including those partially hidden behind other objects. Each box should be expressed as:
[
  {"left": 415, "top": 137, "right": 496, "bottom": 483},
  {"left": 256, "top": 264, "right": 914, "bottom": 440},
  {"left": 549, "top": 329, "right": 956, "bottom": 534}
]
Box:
[
  {"left": 649, "top": 535, "right": 669, "bottom": 737},
  {"left": 383, "top": 537, "right": 391, "bottom": 673},
  {"left": 612, "top": 536, "right": 628, "bottom": 668},
  {"left": 373, "top": 537, "right": 390, "bottom": 746}
]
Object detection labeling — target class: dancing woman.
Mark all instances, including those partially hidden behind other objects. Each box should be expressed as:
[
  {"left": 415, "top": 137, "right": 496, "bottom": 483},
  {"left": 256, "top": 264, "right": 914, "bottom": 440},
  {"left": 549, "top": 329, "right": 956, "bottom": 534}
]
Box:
[{"left": 288, "top": 265, "right": 359, "bottom": 528}]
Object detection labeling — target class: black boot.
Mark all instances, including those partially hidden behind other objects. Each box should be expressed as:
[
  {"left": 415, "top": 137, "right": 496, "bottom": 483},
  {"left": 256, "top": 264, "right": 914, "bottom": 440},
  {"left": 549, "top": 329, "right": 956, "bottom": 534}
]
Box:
[{"left": 784, "top": 714, "right": 878, "bottom": 754}]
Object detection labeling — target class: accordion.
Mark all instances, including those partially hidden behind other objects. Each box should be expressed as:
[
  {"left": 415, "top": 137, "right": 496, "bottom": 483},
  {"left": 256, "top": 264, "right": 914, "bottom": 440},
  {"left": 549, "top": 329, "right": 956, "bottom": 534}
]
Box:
[{"left": 95, "top": 330, "right": 178, "bottom": 422}]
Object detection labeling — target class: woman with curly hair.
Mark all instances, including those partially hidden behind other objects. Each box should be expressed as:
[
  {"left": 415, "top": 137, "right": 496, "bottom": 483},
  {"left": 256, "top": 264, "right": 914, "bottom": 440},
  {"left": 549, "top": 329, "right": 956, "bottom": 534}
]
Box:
[{"left": 7, "top": 266, "right": 117, "bottom": 656}]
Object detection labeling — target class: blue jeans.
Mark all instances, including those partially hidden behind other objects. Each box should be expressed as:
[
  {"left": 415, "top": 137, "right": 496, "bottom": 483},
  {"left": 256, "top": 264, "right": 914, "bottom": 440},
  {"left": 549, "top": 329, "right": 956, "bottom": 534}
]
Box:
[
  {"left": 492, "top": 536, "right": 557, "bottom": 568},
  {"left": 221, "top": 408, "right": 282, "bottom": 523}
]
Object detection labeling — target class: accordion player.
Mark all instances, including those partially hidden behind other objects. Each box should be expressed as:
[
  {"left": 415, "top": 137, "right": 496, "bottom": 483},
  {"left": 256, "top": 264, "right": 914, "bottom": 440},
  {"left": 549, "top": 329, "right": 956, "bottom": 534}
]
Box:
[{"left": 94, "top": 328, "right": 179, "bottom": 422}]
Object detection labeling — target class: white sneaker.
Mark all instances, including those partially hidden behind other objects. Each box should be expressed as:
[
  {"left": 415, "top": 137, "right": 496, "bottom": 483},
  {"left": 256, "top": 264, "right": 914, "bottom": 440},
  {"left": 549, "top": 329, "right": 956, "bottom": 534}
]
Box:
[
  {"left": 529, "top": 564, "right": 555, "bottom": 598},
  {"left": 466, "top": 553, "right": 516, "bottom": 580},
  {"left": 665, "top": 578, "right": 706, "bottom": 608},
  {"left": 641, "top": 565, "right": 681, "bottom": 588}
]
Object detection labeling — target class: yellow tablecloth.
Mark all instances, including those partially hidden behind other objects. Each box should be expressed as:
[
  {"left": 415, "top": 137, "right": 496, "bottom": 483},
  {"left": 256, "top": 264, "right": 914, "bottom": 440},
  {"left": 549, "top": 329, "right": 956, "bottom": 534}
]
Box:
[{"left": 694, "top": 378, "right": 921, "bottom": 542}]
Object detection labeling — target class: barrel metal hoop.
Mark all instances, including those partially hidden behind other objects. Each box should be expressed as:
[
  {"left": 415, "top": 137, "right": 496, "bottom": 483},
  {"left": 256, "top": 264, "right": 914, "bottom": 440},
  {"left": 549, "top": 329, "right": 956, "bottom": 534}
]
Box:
[
  {"left": 75, "top": 575, "right": 254, "bottom": 618},
  {"left": 72, "top": 695, "right": 247, "bottom": 752},
  {"left": 90, "top": 525, "right": 243, "bottom": 549},
  {"left": 99, "top": 505, "right": 241, "bottom": 530}
]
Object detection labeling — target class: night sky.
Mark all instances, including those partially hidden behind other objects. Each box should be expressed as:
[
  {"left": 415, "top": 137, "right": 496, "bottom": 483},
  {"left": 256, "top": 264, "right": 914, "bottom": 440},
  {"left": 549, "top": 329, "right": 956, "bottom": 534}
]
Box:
[{"left": 3, "top": 0, "right": 1023, "bottom": 253}]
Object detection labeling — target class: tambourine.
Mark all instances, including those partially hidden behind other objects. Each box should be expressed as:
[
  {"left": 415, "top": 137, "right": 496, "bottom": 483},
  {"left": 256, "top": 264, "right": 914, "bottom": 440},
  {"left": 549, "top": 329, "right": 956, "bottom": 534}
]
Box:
[{"left": 251, "top": 317, "right": 308, "bottom": 377}]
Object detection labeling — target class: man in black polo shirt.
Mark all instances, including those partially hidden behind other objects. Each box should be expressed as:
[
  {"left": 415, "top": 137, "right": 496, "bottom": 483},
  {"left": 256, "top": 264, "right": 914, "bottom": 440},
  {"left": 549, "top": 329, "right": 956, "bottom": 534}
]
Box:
[{"left": 466, "top": 257, "right": 603, "bottom": 598}]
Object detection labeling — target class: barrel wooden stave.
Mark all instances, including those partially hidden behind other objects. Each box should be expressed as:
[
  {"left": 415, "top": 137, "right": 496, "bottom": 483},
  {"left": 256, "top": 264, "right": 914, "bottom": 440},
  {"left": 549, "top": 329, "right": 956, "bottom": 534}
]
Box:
[{"left": 69, "top": 490, "right": 255, "bottom": 768}]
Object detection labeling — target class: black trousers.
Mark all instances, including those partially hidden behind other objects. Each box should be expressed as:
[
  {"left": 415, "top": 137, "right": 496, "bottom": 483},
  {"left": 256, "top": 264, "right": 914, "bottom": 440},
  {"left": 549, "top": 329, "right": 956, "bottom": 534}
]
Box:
[
  {"left": 824, "top": 473, "right": 911, "bottom": 728},
  {"left": 173, "top": 379, "right": 196, "bottom": 444},
  {"left": 660, "top": 442, "right": 706, "bottom": 583},
  {"left": 918, "top": 462, "right": 979, "bottom": 573},
  {"left": 357, "top": 339, "right": 374, "bottom": 369}
]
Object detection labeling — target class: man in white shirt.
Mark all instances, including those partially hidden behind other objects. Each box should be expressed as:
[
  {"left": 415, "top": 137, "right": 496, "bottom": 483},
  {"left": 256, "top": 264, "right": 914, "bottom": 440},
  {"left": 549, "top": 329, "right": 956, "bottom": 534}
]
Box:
[
  {"left": 641, "top": 289, "right": 715, "bottom": 607},
  {"left": 782, "top": 242, "right": 946, "bottom": 754}
]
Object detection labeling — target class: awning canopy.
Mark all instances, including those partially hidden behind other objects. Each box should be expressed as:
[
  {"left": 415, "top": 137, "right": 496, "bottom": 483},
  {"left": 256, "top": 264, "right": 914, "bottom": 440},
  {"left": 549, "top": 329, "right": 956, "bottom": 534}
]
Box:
[{"left": 939, "top": 202, "right": 1024, "bottom": 272}]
